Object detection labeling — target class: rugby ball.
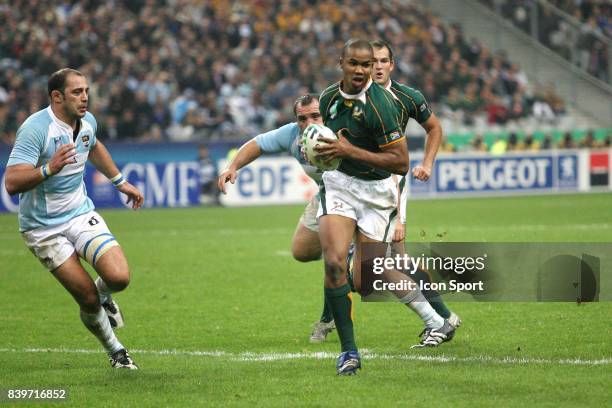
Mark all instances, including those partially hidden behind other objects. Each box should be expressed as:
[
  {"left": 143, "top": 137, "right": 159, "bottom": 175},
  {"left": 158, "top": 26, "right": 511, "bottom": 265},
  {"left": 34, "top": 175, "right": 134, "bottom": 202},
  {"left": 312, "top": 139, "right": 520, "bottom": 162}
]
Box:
[{"left": 301, "top": 124, "right": 342, "bottom": 171}]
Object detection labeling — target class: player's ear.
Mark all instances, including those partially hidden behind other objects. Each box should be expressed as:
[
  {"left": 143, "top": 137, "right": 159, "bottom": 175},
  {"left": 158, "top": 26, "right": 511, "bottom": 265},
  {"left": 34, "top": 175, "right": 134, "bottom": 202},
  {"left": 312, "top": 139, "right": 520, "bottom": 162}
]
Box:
[{"left": 50, "top": 90, "right": 64, "bottom": 103}]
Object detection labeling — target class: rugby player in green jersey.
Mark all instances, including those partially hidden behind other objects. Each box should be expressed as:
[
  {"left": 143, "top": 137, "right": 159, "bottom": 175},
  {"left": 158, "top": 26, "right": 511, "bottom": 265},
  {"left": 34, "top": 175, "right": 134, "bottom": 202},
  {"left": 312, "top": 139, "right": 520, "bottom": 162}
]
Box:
[
  {"left": 314, "top": 39, "right": 455, "bottom": 375},
  {"left": 310, "top": 41, "right": 462, "bottom": 344},
  {"left": 370, "top": 39, "right": 462, "bottom": 333}
]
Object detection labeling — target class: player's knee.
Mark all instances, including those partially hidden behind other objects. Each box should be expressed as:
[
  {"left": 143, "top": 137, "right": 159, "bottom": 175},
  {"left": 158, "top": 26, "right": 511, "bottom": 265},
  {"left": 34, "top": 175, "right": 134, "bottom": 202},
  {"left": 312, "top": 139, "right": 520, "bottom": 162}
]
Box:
[
  {"left": 291, "top": 243, "right": 308, "bottom": 262},
  {"left": 79, "top": 290, "right": 100, "bottom": 312},
  {"left": 292, "top": 251, "right": 311, "bottom": 262},
  {"left": 323, "top": 255, "right": 346, "bottom": 283},
  {"left": 292, "top": 246, "right": 320, "bottom": 262},
  {"left": 323, "top": 256, "right": 344, "bottom": 272},
  {"left": 97, "top": 254, "right": 130, "bottom": 291},
  {"left": 107, "top": 274, "right": 130, "bottom": 292}
]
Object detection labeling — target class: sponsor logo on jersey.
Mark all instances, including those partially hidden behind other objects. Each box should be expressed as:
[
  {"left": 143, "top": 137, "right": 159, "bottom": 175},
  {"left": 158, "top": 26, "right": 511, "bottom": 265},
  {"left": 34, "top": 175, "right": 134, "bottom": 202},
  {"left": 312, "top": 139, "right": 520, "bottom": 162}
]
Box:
[
  {"left": 352, "top": 106, "right": 364, "bottom": 120},
  {"left": 419, "top": 103, "right": 427, "bottom": 112},
  {"left": 82, "top": 134, "right": 90, "bottom": 147}
]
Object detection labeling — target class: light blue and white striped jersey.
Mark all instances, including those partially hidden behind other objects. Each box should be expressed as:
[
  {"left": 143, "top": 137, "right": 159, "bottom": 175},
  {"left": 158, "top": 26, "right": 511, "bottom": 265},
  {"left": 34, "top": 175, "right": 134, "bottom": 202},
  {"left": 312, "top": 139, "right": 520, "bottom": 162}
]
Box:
[
  {"left": 254, "top": 122, "right": 322, "bottom": 183},
  {"left": 7, "top": 106, "right": 98, "bottom": 232}
]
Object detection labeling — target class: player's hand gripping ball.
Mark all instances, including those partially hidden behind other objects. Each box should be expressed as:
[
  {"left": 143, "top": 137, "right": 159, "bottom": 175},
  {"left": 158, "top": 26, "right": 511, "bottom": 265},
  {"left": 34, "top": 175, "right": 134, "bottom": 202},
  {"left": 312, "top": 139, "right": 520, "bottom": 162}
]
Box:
[{"left": 300, "top": 124, "right": 342, "bottom": 171}]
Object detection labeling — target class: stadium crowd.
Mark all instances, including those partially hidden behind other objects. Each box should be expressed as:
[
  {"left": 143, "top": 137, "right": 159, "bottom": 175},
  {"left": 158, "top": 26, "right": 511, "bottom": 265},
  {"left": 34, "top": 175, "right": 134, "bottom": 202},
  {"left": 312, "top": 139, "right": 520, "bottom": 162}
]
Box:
[
  {"left": 478, "top": 0, "right": 610, "bottom": 83},
  {"left": 0, "top": 0, "right": 600, "bottom": 146},
  {"left": 548, "top": 0, "right": 611, "bottom": 36}
]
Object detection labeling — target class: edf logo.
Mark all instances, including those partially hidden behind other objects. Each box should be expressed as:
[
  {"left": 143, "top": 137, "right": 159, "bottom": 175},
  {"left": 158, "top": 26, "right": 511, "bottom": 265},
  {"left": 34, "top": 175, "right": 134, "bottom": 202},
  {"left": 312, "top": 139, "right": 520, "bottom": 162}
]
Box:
[{"left": 237, "top": 165, "right": 291, "bottom": 197}]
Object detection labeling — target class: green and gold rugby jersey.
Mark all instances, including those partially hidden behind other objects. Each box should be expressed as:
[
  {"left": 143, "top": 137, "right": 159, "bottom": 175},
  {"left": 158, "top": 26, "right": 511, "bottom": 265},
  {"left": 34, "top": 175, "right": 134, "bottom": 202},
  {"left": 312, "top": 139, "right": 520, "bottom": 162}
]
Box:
[
  {"left": 387, "top": 79, "right": 432, "bottom": 130},
  {"left": 319, "top": 79, "right": 404, "bottom": 180}
]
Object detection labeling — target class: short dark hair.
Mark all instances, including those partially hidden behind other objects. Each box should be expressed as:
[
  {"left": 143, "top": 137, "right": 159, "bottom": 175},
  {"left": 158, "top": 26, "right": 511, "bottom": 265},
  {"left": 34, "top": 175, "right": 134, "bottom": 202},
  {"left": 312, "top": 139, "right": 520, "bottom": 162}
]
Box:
[
  {"left": 293, "top": 94, "right": 319, "bottom": 116},
  {"left": 370, "top": 40, "right": 394, "bottom": 62},
  {"left": 341, "top": 38, "right": 373, "bottom": 59},
  {"left": 48, "top": 68, "right": 84, "bottom": 97}
]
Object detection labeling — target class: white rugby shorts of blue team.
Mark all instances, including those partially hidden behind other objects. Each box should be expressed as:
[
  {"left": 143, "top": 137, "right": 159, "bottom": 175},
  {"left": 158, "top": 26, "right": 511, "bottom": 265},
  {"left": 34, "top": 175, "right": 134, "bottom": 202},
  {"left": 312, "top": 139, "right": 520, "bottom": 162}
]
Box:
[{"left": 21, "top": 211, "right": 119, "bottom": 271}]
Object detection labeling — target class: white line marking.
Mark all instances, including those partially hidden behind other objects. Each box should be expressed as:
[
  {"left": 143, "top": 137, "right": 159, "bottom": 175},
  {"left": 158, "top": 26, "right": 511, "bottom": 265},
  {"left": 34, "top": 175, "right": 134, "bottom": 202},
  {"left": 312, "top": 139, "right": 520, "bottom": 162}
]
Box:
[
  {"left": 419, "top": 223, "right": 612, "bottom": 233},
  {"left": 0, "top": 348, "right": 609, "bottom": 366}
]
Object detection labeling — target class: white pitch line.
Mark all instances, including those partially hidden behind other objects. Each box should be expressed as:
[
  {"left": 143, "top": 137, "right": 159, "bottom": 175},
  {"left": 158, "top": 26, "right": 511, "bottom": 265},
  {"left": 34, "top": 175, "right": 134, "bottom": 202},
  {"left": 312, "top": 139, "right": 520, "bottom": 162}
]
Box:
[
  {"left": 0, "top": 348, "right": 609, "bottom": 366},
  {"left": 419, "top": 223, "right": 612, "bottom": 232}
]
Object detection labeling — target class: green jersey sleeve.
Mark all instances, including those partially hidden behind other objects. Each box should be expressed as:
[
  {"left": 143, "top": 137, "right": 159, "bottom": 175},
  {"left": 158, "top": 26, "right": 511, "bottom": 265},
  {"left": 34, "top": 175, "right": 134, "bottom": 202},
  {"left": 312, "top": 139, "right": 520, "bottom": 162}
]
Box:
[
  {"left": 391, "top": 81, "right": 433, "bottom": 125},
  {"left": 365, "top": 85, "right": 404, "bottom": 147}
]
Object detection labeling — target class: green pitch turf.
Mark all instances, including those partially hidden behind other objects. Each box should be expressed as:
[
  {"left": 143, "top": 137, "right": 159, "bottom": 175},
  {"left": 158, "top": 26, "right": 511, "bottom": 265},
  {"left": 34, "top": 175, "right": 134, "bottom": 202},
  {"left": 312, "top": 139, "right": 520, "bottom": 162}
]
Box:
[{"left": 0, "top": 193, "right": 610, "bottom": 407}]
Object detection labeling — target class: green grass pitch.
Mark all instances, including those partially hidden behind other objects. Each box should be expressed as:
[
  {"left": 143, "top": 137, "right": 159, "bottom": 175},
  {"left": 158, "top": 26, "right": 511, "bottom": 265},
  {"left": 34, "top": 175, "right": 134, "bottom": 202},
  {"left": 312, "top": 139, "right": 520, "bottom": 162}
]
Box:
[{"left": 0, "top": 193, "right": 610, "bottom": 406}]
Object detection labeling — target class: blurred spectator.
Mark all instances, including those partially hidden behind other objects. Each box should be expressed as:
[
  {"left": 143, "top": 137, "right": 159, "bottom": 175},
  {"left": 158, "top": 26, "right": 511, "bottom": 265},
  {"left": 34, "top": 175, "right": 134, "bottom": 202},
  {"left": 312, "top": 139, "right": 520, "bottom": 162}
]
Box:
[
  {"left": 486, "top": 95, "right": 509, "bottom": 125},
  {"left": 461, "top": 83, "right": 485, "bottom": 125},
  {"left": 440, "top": 86, "right": 464, "bottom": 122},
  {"left": 531, "top": 86, "right": 558, "bottom": 124},
  {"left": 507, "top": 132, "right": 519, "bottom": 150},
  {"left": 198, "top": 145, "right": 219, "bottom": 205},
  {"left": 490, "top": 137, "right": 508, "bottom": 154},
  {"left": 508, "top": 93, "right": 528, "bottom": 121},
  {"left": 471, "top": 134, "right": 489, "bottom": 152},
  {"left": 542, "top": 133, "right": 554, "bottom": 150},
  {"left": 439, "top": 139, "right": 457, "bottom": 153},
  {"left": 559, "top": 131, "right": 576, "bottom": 149},
  {"left": 522, "top": 133, "right": 541, "bottom": 151},
  {"left": 578, "top": 130, "right": 606, "bottom": 148}
]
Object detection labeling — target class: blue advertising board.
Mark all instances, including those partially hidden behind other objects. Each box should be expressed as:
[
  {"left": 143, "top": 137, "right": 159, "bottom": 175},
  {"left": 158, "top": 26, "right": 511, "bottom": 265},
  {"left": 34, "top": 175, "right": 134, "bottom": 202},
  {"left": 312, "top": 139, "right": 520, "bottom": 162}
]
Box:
[
  {"left": 87, "top": 162, "right": 201, "bottom": 208},
  {"left": 0, "top": 145, "right": 594, "bottom": 213},
  {"left": 0, "top": 161, "right": 200, "bottom": 213},
  {"left": 408, "top": 152, "right": 581, "bottom": 196}
]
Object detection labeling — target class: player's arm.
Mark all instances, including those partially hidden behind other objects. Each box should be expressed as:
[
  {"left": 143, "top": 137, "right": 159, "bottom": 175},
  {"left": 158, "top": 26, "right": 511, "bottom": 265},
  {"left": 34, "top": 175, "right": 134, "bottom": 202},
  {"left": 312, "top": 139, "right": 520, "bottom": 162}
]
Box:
[
  {"left": 412, "top": 113, "right": 442, "bottom": 182},
  {"left": 217, "top": 140, "right": 261, "bottom": 194},
  {"left": 89, "top": 140, "right": 143, "bottom": 209},
  {"left": 5, "top": 144, "right": 77, "bottom": 195},
  {"left": 218, "top": 123, "right": 296, "bottom": 193},
  {"left": 316, "top": 133, "right": 409, "bottom": 175}
]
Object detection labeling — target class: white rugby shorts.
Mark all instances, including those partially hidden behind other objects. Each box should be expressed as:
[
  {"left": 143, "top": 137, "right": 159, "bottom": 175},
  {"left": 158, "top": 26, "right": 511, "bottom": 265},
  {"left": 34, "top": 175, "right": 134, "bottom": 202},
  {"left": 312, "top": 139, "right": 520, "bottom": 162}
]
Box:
[
  {"left": 21, "top": 211, "right": 119, "bottom": 271},
  {"left": 316, "top": 170, "right": 399, "bottom": 242}
]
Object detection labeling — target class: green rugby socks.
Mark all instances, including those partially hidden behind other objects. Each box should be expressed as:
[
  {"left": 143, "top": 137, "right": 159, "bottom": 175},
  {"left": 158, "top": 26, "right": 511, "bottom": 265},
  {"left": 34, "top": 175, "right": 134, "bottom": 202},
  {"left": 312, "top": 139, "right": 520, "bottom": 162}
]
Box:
[{"left": 325, "top": 284, "right": 357, "bottom": 352}]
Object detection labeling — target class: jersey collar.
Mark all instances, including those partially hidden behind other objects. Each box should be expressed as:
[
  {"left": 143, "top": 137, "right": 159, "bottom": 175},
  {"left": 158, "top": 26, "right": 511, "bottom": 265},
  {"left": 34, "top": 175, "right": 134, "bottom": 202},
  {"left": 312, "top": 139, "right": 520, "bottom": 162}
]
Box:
[
  {"left": 46, "top": 106, "right": 74, "bottom": 131},
  {"left": 383, "top": 79, "right": 400, "bottom": 102},
  {"left": 339, "top": 78, "right": 372, "bottom": 105}
]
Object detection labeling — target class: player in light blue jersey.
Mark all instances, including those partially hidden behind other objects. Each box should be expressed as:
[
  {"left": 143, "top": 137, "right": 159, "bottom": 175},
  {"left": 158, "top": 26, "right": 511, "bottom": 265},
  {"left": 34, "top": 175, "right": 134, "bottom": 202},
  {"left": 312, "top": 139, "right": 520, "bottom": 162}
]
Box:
[
  {"left": 218, "top": 94, "right": 325, "bottom": 263},
  {"left": 218, "top": 95, "right": 339, "bottom": 341},
  {"left": 5, "top": 68, "right": 144, "bottom": 370}
]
